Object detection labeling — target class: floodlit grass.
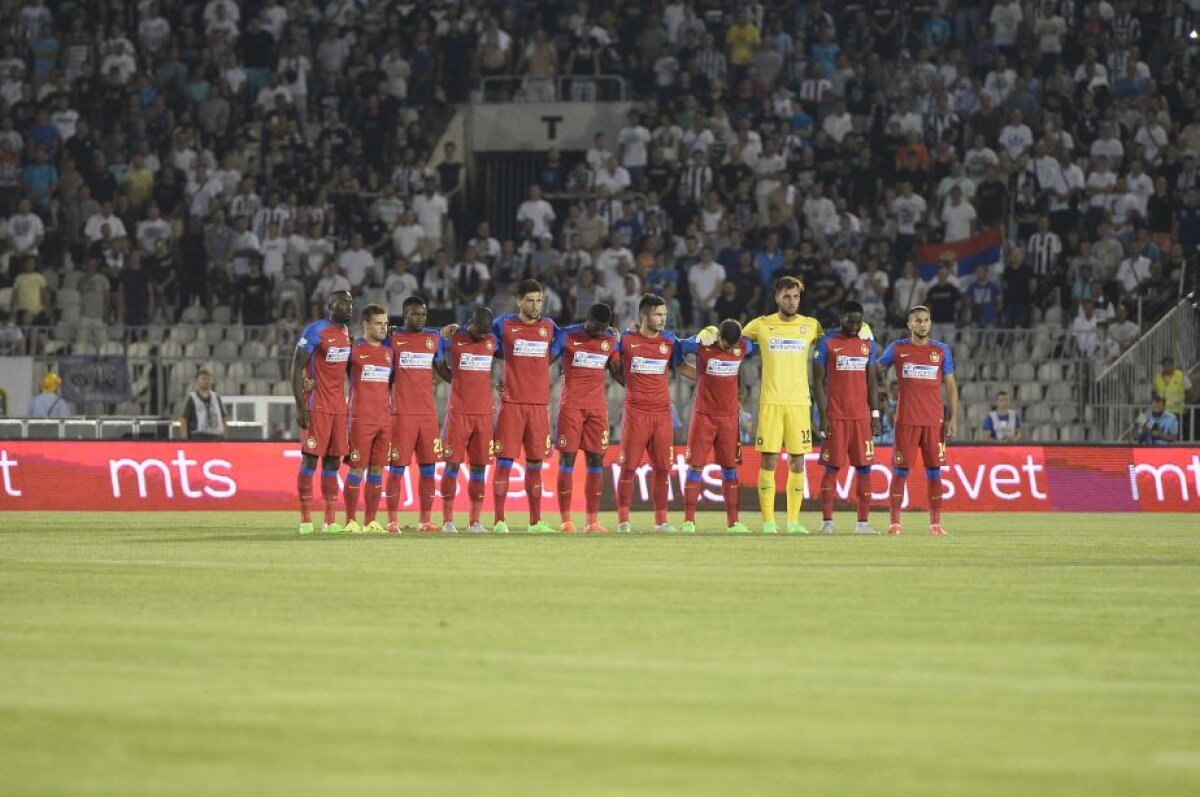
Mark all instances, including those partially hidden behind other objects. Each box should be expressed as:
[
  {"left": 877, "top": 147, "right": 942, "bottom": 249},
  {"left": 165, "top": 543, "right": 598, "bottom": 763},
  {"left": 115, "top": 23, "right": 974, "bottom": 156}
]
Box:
[{"left": 1, "top": 512, "right": 1198, "bottom": 796}]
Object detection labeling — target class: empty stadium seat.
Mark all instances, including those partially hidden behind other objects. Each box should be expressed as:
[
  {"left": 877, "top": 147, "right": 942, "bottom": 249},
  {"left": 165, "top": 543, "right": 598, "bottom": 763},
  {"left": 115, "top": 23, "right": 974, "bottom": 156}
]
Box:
[
  {"left": 213, "top": 340, "right": 240, "bottom": 359},
  {"left": 1053, "top": 405, "right": 1079, "bottom": 424},
  {"left": 242, "top": 341, "right": 268, "bottom": 359},
  {"left": 1010, "top": 362, "right": 1036, "bottom": 382},
  {"left": 211, "top": 305, "right": 233, "bottom": 324},
  {"left": 1017, "top": 382, "right": 1044, "bottom": 402},
  {"left": 1026, "top": 404, "right": 1054, "bottom": 424},
  {"left": 1046, "top": 382, "right": 1074, "bottom": 402},
  {"left": 183, "top": 342, "right": 210, "bottom": 359},
  {"left": 1037, "top": 362, "right": 1063, "bottom": 382}
]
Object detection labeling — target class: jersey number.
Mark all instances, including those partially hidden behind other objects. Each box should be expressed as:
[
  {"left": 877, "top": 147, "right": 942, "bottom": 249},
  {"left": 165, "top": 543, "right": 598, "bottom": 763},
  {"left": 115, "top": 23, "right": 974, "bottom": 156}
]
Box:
[{"left": 864, "top": 439, "right": 875, "bottom": 459}]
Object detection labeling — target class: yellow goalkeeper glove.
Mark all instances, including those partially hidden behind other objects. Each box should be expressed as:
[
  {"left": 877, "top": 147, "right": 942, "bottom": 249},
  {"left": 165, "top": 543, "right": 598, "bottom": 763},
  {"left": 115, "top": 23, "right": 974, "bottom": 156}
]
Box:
[{"left": 697, "top": 325, "right": 719, "bottom": 346}]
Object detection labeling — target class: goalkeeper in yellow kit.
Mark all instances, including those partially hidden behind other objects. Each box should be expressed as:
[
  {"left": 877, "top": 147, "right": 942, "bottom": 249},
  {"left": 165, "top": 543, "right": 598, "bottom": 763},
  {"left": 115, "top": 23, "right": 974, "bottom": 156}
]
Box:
[{"left": 739, "top": 276, "right": 823, "bottom": 534}]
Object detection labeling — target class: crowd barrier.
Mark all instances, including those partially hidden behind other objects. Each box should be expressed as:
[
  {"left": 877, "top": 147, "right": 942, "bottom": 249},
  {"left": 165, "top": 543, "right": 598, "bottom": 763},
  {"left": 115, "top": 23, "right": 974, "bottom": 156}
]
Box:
[{"left": 0, "top": 443, "right": 1196, "bottom": 512}]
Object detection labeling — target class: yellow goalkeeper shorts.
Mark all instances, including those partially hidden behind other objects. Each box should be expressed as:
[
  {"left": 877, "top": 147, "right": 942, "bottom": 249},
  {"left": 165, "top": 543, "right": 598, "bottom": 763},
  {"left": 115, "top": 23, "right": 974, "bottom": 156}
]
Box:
[{"left": 754, "top": 404, "right": 814, "bottom": 454}]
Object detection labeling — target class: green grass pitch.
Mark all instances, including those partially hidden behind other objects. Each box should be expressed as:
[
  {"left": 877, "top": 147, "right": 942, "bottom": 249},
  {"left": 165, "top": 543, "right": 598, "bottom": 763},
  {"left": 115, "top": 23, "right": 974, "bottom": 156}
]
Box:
[{"left": 2, "top": 511, "right": 1199, "bottom": 796}]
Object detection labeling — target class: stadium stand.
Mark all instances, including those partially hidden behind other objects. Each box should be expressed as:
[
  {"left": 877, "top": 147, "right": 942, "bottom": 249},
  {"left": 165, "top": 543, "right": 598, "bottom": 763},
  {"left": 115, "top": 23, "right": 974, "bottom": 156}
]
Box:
[{"left": 0, "top": 0, "right": 1196, "bottom": 440}]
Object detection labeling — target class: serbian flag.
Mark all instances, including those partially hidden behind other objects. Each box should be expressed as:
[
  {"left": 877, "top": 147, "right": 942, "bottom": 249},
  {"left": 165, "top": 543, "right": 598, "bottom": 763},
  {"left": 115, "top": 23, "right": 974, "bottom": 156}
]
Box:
[{"left": 916, "top": 229, "right": 1004, "bottom": 280}]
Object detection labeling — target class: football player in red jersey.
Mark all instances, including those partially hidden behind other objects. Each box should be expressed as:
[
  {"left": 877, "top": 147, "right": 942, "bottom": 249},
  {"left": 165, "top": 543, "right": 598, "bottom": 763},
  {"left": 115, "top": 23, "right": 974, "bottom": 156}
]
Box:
[
  {"left": 341, "top": 304, "right": 394, "bottom": 534},
  {"left": 440, "top": 306, "right": 498, "bottom": 533},
  {"left": 553, "top": 303, "right": 623, "bottom": 532},
  {"left": 490, "top": 280, "right": 559, "bottom": 534},
  {"left": 679, "top": 319, "right": 753, "bottom": 534},
  {"left": 385, "top": 296, "right": 450, "bottom": 533},
  {"left": 615, "top": 294, "right": 696, "bottom": 533},
  {"left": 290, "top": 290, "right": 353, "bottom": 534},
  {"left": 812, "top": 301, "right": 883, "bottom": 535},
  {"left": 877, "top": 305, "right": 960, "bottom": 536}
]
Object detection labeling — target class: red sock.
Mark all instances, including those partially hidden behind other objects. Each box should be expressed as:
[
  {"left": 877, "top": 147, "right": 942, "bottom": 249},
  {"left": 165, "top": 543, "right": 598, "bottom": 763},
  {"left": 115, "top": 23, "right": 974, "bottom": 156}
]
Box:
[
  {"left": 855, "top": 469, "right": 872, "bottom": 522},
  {"left": 418, "top": 467, "right": 436, "bottom": 524},
  {"left": 617, "top": 469, "right": 634, "bottom": 523},
  {"left": 890, "top": 472, "right": 907, "bottom": 524},
  {"left": 526, "top": 463, "right": 543, "bottom": 524},
  {"left": 493, "top": 461, "right": 512, "bottom": 522},
  {"left": 722, "top": 473, "right": 739, "bottom": 527},
  {"left": 343, "top": 475, "right": 361, "bottom": 522},
  {"left": 441, "top": 467, "right": 459, "bottom": 523},
  {"left": 820, "top": 469, "right": 837, "bottom": 521},
  {"left": 928, "top": 472, "right": 942, "bottom": 525},
  {"left": 468, "top": 472, "right": 486, "bottom": 524},
  {"left": 585, "top": 467, "right": 603, "bottom": 525},
  {"left": 683, "top": 473, "right": 701, "bottom": 522},
  {"left": 321, "top": 470, "right": 339, "bottom": 524},
  {"left": 386, "top": 468, "right": 404, "bottom": 523},
  {"left": 364, "top": 476, "right": 383, "bottom": 523},
  {"left": 557, "top": 465, "right": 574, "bottom": 523},
  {"left": 652, "top": 469, "right": 670, "bottom": 526},
  {"left": 297, "top": 468, "right": 314, "bottom": 523}
]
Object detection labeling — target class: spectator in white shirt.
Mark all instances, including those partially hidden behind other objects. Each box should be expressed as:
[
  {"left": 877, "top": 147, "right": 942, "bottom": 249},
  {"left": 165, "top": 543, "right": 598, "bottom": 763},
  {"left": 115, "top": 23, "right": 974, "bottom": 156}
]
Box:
[
  {"left": 998, "top": 110, "right": 1034, "bottom": 160},
  {"left": 84, "top": 201, "right": 128, "bottom": 242},
  {"left": 383, "top": 257, "right": 420, "bottom": 318},
  {"left": 516, "top": 184, "right": 557, "bottom": 239},
  {"left": 311, "top": 261, "right": 351, "bottom": 317},
  {"left": 7, "top": 198, "right": 45, "bottom": 255},
  {"left": 593, "top": 155, "right": 632, "bottom": 196},
  {"left": 1071, "top": 300, "right": 1100, "bottom": 357},
  {"left": 391, "top": 209, "right": 425, "bottom": 264},
  {"left": 411, "top": 183, "right": 448, "bottom": 257},
  {"left": 618, "top": 110, "right": 652, "bottom": 182},
  {"left": 687, "top": 246, "right": 726, "bottom": 327},
  {"left": 941, "top": 186, "right": 978, "bottom": 242},
  {"left": 338, "top": 233, "right": 375, "bottom": 298}
]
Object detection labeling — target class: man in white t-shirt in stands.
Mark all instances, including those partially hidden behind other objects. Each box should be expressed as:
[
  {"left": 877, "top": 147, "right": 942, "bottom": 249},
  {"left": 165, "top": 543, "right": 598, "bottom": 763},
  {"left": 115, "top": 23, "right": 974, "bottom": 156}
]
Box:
[
  {"left": 516, "top": 184, "right": 556, "bottom": 239},
  {"left": 411, "top": 182, "right": 448, "bottom": 257},
  {"left": 942, "top": 186, "right": 978, "bottom": 242},
  {"left": 338, "top": 233, "right": 375, "bottom": 299}
]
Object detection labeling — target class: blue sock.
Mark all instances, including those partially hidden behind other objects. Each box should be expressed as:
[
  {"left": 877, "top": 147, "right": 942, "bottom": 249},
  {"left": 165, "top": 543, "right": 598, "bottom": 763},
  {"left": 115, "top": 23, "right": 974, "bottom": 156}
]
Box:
[
  {"left": 418, "top": 464, "right": 436, "bottom": 478},
  {"left": 469, "top": 470, "right": 486, "bottom": 483},
  {"left": 925, "top": 468, "right": 941, "bottom": 481},
  {"left": 721, "top": 468, "right": 737, "bottom": 480},
  {"left": 366, "top": 473, "right": 383, "bottom": 486},
  {"left": 321, "top": 469, "right": 339, "bottom": 478},
  {"left": 685, "top": 470, "right": 701, "bottom": 483},
  {"left": 388, "top": 465, "right": 406, "bottom": 478},
  {"left": 299, "top": 466, "right": 316, "bottom": 476},
  {"left": 586, "top": 466, "right": 603, "bottom": 475},
  {"left": 445, "top": 464, "right": 461, "bottom": 478},
  {"left": 559, "top": 464, "right": 575, "bottom": 475},
  {"left": 894, "top": 467, "right": 910, "bottom": 478},
  {"left": 346, "top": 473, "right": 362, "bottom": 486},
  {"left": 855, "top": 466, "right": 871, "bottom": 476}
]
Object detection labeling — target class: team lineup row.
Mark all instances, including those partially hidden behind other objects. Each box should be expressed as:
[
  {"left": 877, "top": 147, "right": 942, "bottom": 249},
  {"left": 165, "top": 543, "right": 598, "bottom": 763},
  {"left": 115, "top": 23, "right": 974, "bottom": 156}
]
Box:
[{"left": 289, "top": 277, "right": 959, "bottom": 536}]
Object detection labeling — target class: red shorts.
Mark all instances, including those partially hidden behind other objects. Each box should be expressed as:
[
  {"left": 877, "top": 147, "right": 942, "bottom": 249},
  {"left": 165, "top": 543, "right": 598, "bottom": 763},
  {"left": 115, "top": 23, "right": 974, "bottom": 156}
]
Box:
[
  {"left": 443, "top": 412, "right": 493, "bottom": 465},
  {"left": 557, "top": 405, "right": 609, "bottom": 453},
  {"left": 686, "top": 412, "right": 740, "bottom": 468},
  {"left": 494, "top": 403, "right": 551, "bottom": 460},
  {"left": 620, "top": 406, "right": 674, "bottom": 471},
  {"left": 819, "top": 418, "right": 876, "bottom": 469},
  {"left": 390, "top": 413, "right": 441, "bottom": 466},
  {"left": 347, "top": 420, "right": 390, "bottom": 469},
  {"left": 892, "top": 424, "right": 946, "bottom": 469},
  {"left": 301, "top": 411, "right": 348, "bottom": 458}
]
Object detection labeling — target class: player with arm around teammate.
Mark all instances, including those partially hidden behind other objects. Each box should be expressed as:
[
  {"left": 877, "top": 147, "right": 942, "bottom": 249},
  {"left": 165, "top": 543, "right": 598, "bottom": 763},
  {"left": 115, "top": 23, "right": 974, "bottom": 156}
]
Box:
[
  {"left": 491, "top": 279, "right": 560, "bottom": 534},
  {"left": 290, "top": 290, "right": 354, "bottom": 534},
  {"left": 812, "top": 301, "right": 883, "bottom": 535},
  {"left": 553, "top": 302, "right": 624, "bottom": 532},
  {"left": 440, "top": 306, "right": 499, "bottom": 533},
  {"left": 385, "top": 296, "right": 452, "bottom": 533},
  {"left": 342, "top": 304, "right": 394, "bottom": 534},
  {"left": 877, "top": 305, "right": 960, "bottom": 535},
  {"left": 615, "top": 294, "right": 697, "bottom": 533},
  {"left": 679, "top": 318, "right": 753, "bottom": 534}
]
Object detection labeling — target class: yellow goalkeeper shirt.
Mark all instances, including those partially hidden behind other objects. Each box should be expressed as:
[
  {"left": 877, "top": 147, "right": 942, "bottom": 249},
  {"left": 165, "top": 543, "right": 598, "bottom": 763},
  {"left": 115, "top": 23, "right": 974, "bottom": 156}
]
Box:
[{"left": 741, "top": 313, "right": 823, "bottom": 406}]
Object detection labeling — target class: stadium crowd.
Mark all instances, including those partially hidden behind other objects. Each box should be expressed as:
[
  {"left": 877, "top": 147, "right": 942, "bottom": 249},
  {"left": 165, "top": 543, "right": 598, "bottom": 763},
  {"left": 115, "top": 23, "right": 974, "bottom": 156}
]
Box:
[{"left": 0, "top": 0, "right": 1196, "bottom": 426}]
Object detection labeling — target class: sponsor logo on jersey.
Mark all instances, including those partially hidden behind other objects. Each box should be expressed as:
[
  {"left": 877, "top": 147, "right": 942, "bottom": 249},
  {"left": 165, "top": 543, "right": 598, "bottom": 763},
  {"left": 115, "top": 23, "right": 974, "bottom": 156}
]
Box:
[
  {"left": 513, "top": 338, "right": 549, "bottom": 357},
  {"left": 902, "top": 362, "right": 940, "bottom": 380},
  {"left": 705, "top": 358, "right": 741, "bottom": 376},
  {"left": 835, "top": 355, "right": 869, "bottom": 372},
  {"left": 398, "top": 351, "right": 435, "bottom": 369},
  {"left": 426, "top": 338, "right": 436, "bottom": 350},
  {"left": 459, "top": 353, "right": 493, "bottom": 371},
  {"left": 767, "top": 338, "right": 808, "bottom": 353},
  {"left": 360, "top": 364, "right": 391, "bottom": 382},
  {"left": 539, "top": 326, "right": 548, "bottom": 338},
  {"left": 572, "top": 351, "right": 610, "bottom": 369},
  {"left": 630, "top": 356, "right": 668, "bottom": 374},
  {"left": 325, "top": 346, "right": 351, "bottom": 363},
  {"left": 930, "top": 351, "right": 940, "bottom": 363},
  {"left": 601, "top": 340, "right": 611, "bottom": 351}
]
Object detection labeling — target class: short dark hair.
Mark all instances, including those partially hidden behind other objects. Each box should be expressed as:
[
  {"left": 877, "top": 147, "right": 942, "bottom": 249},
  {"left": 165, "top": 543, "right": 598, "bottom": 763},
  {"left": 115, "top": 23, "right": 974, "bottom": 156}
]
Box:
[
  {"left": 719, "top": 319, "right": 742, "bottom": 345},
  {"left": 639, "top": 293, "right": 666, "bottom": 314},
  {"left": 362, "top": 303, "right": 388, "bottom": 322},
  {"left": 402, "top": 295, "right": 427, "bottom": 312},
  {"left": 841, "top": 300, "right": 864, "bottom": 316},
  {"left": 907, "top": 304, "right": 931, "bottom": 318},
  {"left": 587, "top": 303, "right": 613, "bottom": 324},
  {"left": 775, "top": 276, "right": 802, "bottom": 293},
  {"left": 517, "top": 278, "right": 543, "bottom": 298}
]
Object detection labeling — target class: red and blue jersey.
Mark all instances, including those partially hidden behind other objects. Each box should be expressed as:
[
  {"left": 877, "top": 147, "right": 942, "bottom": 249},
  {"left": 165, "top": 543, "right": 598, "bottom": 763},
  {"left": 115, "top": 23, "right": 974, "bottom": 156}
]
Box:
[
  {"left": 348, "top": 337, "right": 393, "bottom": 427},
  {"left": 878, "top": 338, "right": 954, "bottom": 427},
  {"left": 555, "top": 324, "right": 619, "bottom": 412},
  {"left": 814, "top": 332, "right": 877, "bottom": 421},
  {"left": 387, "top": 327, "right": 445, "bottom": 416},
  {"left": 297, "top": 319, "right": 352, "bottom": 413},
  {"left": 680, "top": 336, "right": 753, "bottom": 418},
  {"left": 492, "top": 314, "right": 558, "bottom": 405},
  {"left": 619, "top": 331, "right": 685, "bottom": 413},
  {"left": 446, "top": 329, "right": 498, "bottom": 416}
]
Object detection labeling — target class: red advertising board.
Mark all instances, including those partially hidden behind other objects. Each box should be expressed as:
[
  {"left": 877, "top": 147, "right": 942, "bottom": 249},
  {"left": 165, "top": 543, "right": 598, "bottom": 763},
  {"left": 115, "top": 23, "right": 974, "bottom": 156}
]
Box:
[{"left": 0, "top": 443, "right": 1196, "bottom": 512}]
